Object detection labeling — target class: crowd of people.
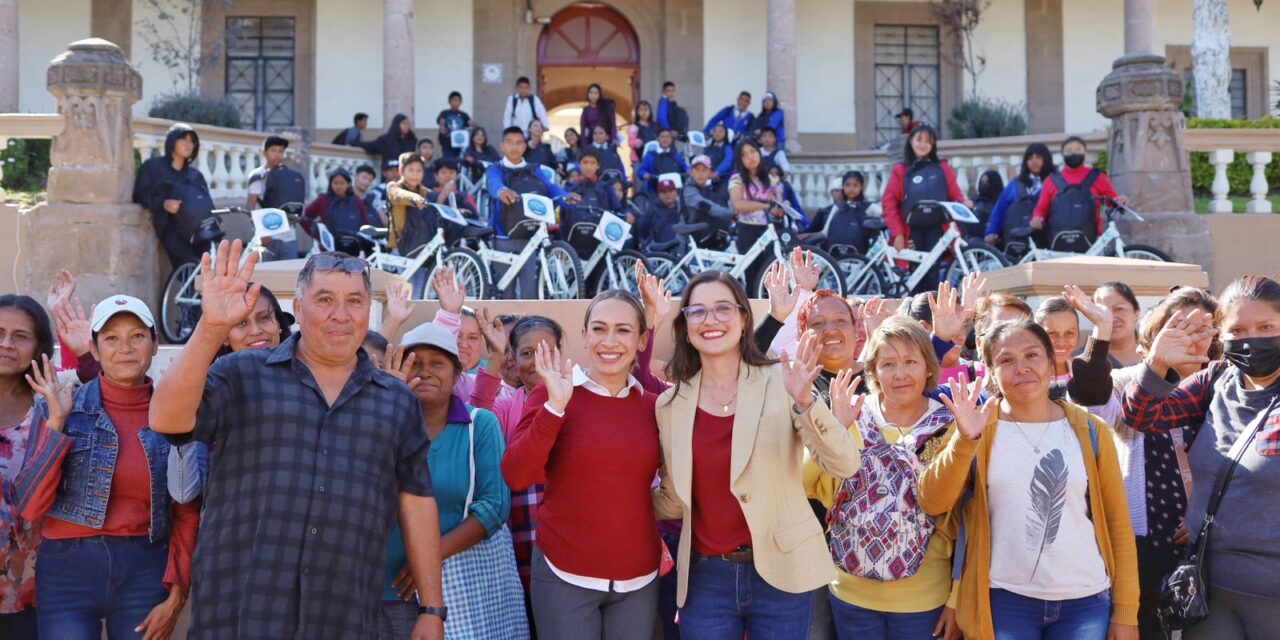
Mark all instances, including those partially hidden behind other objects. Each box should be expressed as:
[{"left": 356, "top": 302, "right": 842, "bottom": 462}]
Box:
[{"left": 0, "top": 237, "right": 1277, "bottom": 639}]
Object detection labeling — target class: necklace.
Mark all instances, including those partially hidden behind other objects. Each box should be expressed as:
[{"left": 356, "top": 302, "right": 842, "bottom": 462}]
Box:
[
  {"left": 1010, "top": 418, "right": 1052, "bottom": 454},
  {"left": 703, "top": 384, "right": 738, "bottom": 414}
]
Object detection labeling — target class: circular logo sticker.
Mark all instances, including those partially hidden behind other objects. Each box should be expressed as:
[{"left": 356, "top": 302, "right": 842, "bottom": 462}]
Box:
[
  {"left": 528, "top": 200, "right": 548, "bottom": 216},
  {"left": 911, "top": 176, "right": 924, "bottom": 185},
  {"left": 604, "top": 221, "right": 625, "bottom": 242},
  {"left": 263, "top": 212, "right": 284, "bottom": 231}
]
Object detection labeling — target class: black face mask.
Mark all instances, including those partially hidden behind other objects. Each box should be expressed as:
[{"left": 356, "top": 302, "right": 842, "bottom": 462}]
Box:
[
  {"left": 1223, "top": 336, "right": 1280, "bottom": 378},
  {"left": 1063, "top": 153, "right": 1085, "bottom": 169}
]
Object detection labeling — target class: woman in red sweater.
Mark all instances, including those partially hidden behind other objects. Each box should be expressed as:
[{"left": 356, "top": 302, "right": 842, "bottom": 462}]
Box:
[
  {"left": 13, "top": 296, "right": 197, "bottom": 639},
  {"left": 501, "top": 290, "right": 662, "bottom": 640},
  {"left": 880, "top": 125, "right": 969, "bottom": 294}
]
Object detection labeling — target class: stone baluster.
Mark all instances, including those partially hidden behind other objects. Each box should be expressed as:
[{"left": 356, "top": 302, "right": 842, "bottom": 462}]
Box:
[
  {"left": 863, "top": 164, "right": 881, "bottom": 203},
  {"left": 1009, "top": 154, "right": 1022, "bottom": 182},
  {"left": 210, "top": 144, "right": 230, "bottom": 200},
  {"left": 1245, "top": 151, "right": 1273, "bottom": 213},
  {"left": 952, "top": 157, "right": 969, "bottom": 196},
  {"left": 1208, "top": 149, "right": 1234, "bottom": 213},
  {"left": 227, "top": 146, "right": 247, "bottom": 199}
]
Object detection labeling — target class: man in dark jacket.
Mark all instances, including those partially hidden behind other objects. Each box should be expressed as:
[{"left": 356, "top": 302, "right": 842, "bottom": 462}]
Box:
[
  {"left": 635, "top": 179, "right": 683, "bottom": 252},
  {"left": 359, "top": 114, "right": 417, "bottom": 168},
  {"left": 132, "top": 122, "right": 215, "bottom": 271},
  {"left": 331, "top": 112, "right": 367, "bottom": 146},
  {"left": 301, "top": 167, "right": 372, "bottom": 255},
  {"left": 681, "top": 155, "right": 734, "bottom": 251},
  {"left": 657, "top": 82, "right": 690, "bottom": 136}
]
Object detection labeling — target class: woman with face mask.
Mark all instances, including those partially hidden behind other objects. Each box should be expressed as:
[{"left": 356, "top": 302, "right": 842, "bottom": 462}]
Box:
[
  {"left": 1028, "top": 137, "right": 1129, "bottom": 253},
  {"left": 1122, "top": 275, "right": 1280, "bottom": 639}
]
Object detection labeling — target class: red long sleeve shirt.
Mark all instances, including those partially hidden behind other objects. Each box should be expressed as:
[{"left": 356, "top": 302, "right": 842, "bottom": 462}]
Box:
[
  {"left": 501, "top": 383, "right": 662, "bottom": 581},
  {"left": 880, "top": 160, "right": 966, "bottom": 241},
  {"left": 1031, "top": 165, "right": 1119, "bottom": 236}
]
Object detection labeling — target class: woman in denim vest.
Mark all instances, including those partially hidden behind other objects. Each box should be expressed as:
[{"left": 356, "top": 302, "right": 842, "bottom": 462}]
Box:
[{"left": 13, "top": 295, "right": 199, "bottom": 639}]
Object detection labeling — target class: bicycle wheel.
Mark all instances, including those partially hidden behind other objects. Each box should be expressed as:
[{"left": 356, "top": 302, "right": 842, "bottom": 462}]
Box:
[
  {"left": 160, "top": 263, "right": 201, "bottom": 344},
  {"left": 1121, "top": 244, "right": 1172, "bottom": 262},
  {"left": 645, "top": 252, "right": 688, "bottom": 295},
  {"left": 945, "top": 241, "right": 1010, "bottom": 289},
  {"left": 838, "top": 256, "right": 887, "bottom": 297},
  {"left": 594, "top": 250, "right": 646, "bottom": 296},
  {"left": 426, "top": 247, "right": 491, "bottom": 300},
  {"left": 539, "top": 241, "right": 585, "bottom": 299}
]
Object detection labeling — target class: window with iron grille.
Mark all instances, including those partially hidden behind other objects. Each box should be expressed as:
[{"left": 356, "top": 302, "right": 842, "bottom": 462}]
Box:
[
  {"left": 874, "top": 25, "right": 941, "bottom": 148},
  {"left": 225, "top": 17, "right": 296, "bottom": 130}
]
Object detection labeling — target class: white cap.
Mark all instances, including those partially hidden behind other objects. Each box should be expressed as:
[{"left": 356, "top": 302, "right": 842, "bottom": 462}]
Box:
[
  {"left": 91, "top": 295, "right": 156, "bottom": 332},
  {"left": 400, "top": 323, "right": 459, "bottom": 359}
]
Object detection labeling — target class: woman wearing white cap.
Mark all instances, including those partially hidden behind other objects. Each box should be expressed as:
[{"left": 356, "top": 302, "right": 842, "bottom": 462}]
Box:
[
  {"left": 377, "top": 322, "right": 526, "bottom": 639},
  {"left": 12, "top": 295, "right": 198, "bottom": 639}
]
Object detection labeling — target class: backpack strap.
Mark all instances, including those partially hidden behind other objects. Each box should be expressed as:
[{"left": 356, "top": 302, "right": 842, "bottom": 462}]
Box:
[
  {"left": 1050, "top": 172, "right": 1069, "bottom": 193},
  {"left": 1081, "top": 169, "right": 1101, "bottom": 191}
]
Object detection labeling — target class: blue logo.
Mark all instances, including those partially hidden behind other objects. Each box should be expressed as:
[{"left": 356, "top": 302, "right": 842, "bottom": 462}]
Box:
[
  {"left": 262, "top": 212, "right": 284, "bottom": 230},
  {"left": 528, "top": 200, "right": 548, "bottom": 216},
  {"left": 604, "top": 221, "right": 625, "bottom": 242}
]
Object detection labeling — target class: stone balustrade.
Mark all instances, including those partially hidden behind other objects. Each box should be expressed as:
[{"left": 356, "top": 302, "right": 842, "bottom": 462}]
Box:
[
  {"left": 788, "top": 130, "right": 1109, "bottom": 212},
  {"left": 309, "top": 142, "right": 376, "bottom": 196},
  {"left": 1184, "top": 128, "right": 1280, "bottom": 214}
]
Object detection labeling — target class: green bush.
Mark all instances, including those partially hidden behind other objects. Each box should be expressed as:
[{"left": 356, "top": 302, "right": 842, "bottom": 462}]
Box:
[
  {"left": 947, "top": 96, "right": 1028, "bottom": 140},
  {"left": 1185, "top": 117, "right": 1280, "bottom": 196},
  {"left": 148, "top": 92, "right": 242, "bottom": 129},
  {"left": 1, "top": 138, "right": 51, "bottom": 192}
]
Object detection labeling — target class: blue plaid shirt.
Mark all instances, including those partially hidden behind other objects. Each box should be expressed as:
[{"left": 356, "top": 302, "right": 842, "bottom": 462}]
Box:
[{"left": 182, "top": 334, "right": 432, "bottom": 639}]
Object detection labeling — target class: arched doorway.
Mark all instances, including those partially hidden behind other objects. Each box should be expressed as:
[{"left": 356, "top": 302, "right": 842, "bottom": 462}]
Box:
[{"left": 538, "top": 3, "right": 639, "bottom": 147}]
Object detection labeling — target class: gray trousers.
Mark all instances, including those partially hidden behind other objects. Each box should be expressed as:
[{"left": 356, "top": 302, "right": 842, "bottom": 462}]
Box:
[
  {"left": 530, "top": 546, "right": 658, "bottom": 640},
  {"left": 374, "top": 601, "right": 418, "bottom": 640},
  {"left": 1183, "top": 587, "right": 1280, "bottom": 640},
  {"left": 492, "top": 237, "right": 539, "bottom": 299}
]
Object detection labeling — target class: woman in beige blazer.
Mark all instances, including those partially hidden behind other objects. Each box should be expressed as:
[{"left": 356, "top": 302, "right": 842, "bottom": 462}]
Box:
[{"left": 653, "top": 270, "right": 862, "bottom": 639}]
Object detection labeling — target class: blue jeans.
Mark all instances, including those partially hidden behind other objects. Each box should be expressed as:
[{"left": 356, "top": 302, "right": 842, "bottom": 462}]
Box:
[
  {"left": 828, "top": 594, "right": 942, "bottom": 640},
  {"left": 989, "top": 588, "right": 1112, "bottom": 640},
  {"left": 678, "top": 553, "right": 812, "bottom": 640},
  {"left": 35, "top": 536, "right": 169, "bottom": 640}
]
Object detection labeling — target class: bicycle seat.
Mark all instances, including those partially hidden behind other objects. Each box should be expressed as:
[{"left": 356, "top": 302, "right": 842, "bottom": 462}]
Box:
[
  {"left": 461, "top": 225, "right": 494, "bottom": 240},
  {"left": 647, "top": 239, "right": 683, "bottom": 253},
  {"left": 673, "top": 222, "right": 709, "bottom": 235},
  {"left": 862, "top": 218, "right": 888, "bottom": 232},
  {"left": 193, "top": 217, "right": 226, "bottom": 245},
  {"left": 359, "top": 225, "right": 389, "bottom": 241},
  {"left": 1010, "top": 226, "right": 1034, "bottom": 239}
]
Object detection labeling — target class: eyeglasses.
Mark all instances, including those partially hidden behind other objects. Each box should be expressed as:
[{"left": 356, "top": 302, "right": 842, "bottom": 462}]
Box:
[
  {"left": 309, "top": 253, "right": 370, "bottom": 275},
  {"left": 682, "top": 302, "right": 744, "bottom": 325}
]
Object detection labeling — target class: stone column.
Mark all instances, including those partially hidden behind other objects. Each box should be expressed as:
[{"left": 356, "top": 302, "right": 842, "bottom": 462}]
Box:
[
  {"left": 766, "top": 0, "right": 800, "bottom": 153},
  {"left": 0, "top": 0, "right": 17, "bottom": 113},
  {"left": 22, "top": 39, "right": 158, "bottom": 310},
  {"left": 383, "top": 0, "right": 415, "bottom": 126},
  {"left": 90, "top": 0, "right": 132, "bottom": 57},
  {"left": 1123, "top": 0, "right": 1155, "bottom": 54}
]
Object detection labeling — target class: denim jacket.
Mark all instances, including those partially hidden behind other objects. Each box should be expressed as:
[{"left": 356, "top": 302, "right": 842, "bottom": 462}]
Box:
[{"left": 14, "top": 378, "right": 172, "bottom": 541}]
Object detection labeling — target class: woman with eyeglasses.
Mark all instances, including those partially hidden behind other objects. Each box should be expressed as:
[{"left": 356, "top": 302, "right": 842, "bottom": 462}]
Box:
[{"left": 652, "top": 270, "right": 861, "bottom": 639}]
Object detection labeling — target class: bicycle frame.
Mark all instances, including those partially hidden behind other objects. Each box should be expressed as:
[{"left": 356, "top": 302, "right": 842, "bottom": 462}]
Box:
[
  {"left": 668, "top": 224, "right": 785, "bottom": 282},
  {"left": 580, "top": 242, "right": 631, "bottom": 291},
  {"left": 170, "top": 236, "right": 267, "bottom": 308},
  {"left": 474, "top": 223, "right": 570, "bottom": 298},
  {"left": 365, "top": 229, "right": 448, "bottom": 281},
  {"left": 1015, "top": 221, "right": 1124, "bottom": 264},
  {"left": 853, "top": 225, "right": 969, "bottom": 294}
]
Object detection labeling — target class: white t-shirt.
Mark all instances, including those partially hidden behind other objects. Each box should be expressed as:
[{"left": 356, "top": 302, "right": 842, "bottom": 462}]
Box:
[{"left": 988, "top": 418, "right": 1110, "bottom": 600}]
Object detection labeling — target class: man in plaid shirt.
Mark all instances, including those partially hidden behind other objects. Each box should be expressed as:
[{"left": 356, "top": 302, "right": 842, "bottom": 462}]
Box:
[{"left": 150, "top": 244, "right": 446, "bottom": 639}]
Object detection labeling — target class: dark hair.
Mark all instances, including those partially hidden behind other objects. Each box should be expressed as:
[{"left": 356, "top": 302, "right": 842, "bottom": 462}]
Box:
[
  {"left": 974, "top": 292, "right": 1034, "bottom": 339},
  {"left": 1141, "top": 287, "right": 1223, "bottom": 360},
  {"left": 734, "top": 138, "right": 768, "bottom": 190},
  {"left": 448, "top": 91, "right": 462, "bottom": 101},
  {"left": 502, "top": 126, "right": 526, "bottom": 139},
  {"left": 516, "top": 76, "right": 531, "bottom": 86},
  {"left": 297, "top": 252, "right": 372, "bottom": 295},
  {"left": 399, "top": 152, "right": 427, "bottom": 172},
  {"left": 264, "top": 135, "right": 289, "bottom": 151},
  {"left": 354, "top": 112, "right": 368, "bottom": 124},
  {"left": 432, "top": 158, "right": 460, "bottom": 175},
  {"left": 738, "top": 91, "right": 752, "bottom": 101},
  {"left": 417, "top": 138, "right": 435, "bottom": 149},
  {"left": 510, "top": 315, "right": 564, "bottom": 350},
  {"left": 710, "top": 122, "right": 729, "bottom": 142},
  {"left": 634, "top": 100, "right": 654, "bottom": 124},
  {"left": 470, "top": 126, "right": 490, "bottom": 149},
  {"left": 215, "top": 286, "right": 293, "bottom": 359},
  {"left": 585, "top": 290, "right": 648, "bottom": 334},
  {"left": 1219, "top": 275, "right": 1280, "bottom": 318},
  {"left": 759, "top": 93, "right": 778, "bottom": 113},
  {"left": 758, "top": 126, "right": 777, "bottom": 138},
  {"left": 1019, "top": 142, "right": 1056, "bottom": 186},
  {"left": 902, "top": 124, "right": 940, "bottom": 165},
  {"left": 577, "top": 147, "right": 601, "bottom": 164},
  {"left": 981, "top": 318, "right": 1056, "bottom": 378},
  {"left": 496, "top": 313, "right": 521, "bottom": 329},
  {"left": 355, "top": 164, "right": 376, "bottom": 177},
  {"left": 0, "top": 295, "right": 54, "bottom": 387},
  {"left": 1034, "top": 296, "right": 1077, "bottom": 325},
  {"left": 841, "top": 170, "right": 867, "bottom": 202},
  {"left": 663, "top": 81, "right": 675, "bottom": 90},
  {"left": 664, "top": 271, "right": 776, "bottom": 395},
  {"left": 1096, "top": 281, "right": 1140, "bottom": 313},
  {"left": 657, "top": 127, "right": 673, "bottom": 138},
  {"left": 564, "top": 127, "right": 580, "bottom": 143},
  {"left": 909, "top": 292, "right": 933, "bottom": 325},
  {"left": 1062, "top": 135, "right": 1088, "bottom": 152},
  {"left": 363, "top": 330, "right": 389, "bottom": 353},
  {"left": 585, "top": 83, "right": 603, "bottom": 104}
]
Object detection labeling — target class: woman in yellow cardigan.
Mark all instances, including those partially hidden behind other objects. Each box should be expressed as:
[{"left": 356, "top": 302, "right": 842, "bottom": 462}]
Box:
[{"left": 919, "top": 318, "right": 1139, "bottom": 640}]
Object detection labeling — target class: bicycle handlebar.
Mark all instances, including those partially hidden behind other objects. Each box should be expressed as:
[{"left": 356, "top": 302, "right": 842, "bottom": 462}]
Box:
[{"left": 1093, "top": 196, "right": 1145, "bottom": 222}]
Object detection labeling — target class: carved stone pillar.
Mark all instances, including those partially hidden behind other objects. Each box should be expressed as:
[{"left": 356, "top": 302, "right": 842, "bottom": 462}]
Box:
[
  {"left": 0, "top": 0, "right": 17, "bottom": 113},
  {"left": 766, "top": 0, "right": 800, "bottom": 153},
  {"left": 22, "top": 39, "right": 158, "bottom": 311},
  {"left": 383, "top": 0, "right": 415, "bottom": 126}
]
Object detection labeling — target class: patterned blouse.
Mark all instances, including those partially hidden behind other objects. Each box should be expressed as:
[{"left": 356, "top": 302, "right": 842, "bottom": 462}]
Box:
[
  {"left": 728, "top": 173, "right": 782, "bottom": 225},
  {"left": 0, "top": 408, "right": 41, "bottom": 613}
]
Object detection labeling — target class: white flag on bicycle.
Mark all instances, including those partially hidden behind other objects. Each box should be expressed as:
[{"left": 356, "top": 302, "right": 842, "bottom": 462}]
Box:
[
  {"left": 521, "top": 193, "right": 557, "bottom": 224},
  {"left": 430, "top": 203, "right": 468, "bottom": 226},
  {"left": 252, "top": 208, "right": 293, "bottom": 240},
  {"left": 593, "top": 211, "right": 632, "bottom": 252}
]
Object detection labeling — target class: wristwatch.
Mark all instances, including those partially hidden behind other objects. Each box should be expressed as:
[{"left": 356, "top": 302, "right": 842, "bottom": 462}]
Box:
[{"left": 419, "top": 605, "right": 447, "bottom": 622}]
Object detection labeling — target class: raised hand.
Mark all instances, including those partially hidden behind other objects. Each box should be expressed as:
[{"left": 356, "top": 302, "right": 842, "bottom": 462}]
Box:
[
  {"left": 476, "top": 308, "right": 508, "bottom": 358},
  {"left": 829, "top": 368, "right": 866, "bottom": 428},
  {"left": 636, "top": 261, "right": 673, "bottom": 330},
  {"left": 1147, "top": 308, "right": 1215, "bottom": 375},
  {"left": 45, "top": 269, "right": 76, "bottom": 310},
  {"left": 535, "top": 340, "right": 575, "bottom": 413},
  {"left": 960, "top": 272, "right": 989, "bottom": 323},
  {"left": 1062, "top": 284, "right": 1114, "bottom": 338},
  {"left": 26, "top": 354, "right": 72, "bottom": 432},
  {"left": 432, "top": 266, "right": 465, "bottom": 314},
  {"left": 199, "top": 239, "right": 261, "bottom": 331},
  {"left": 781, "top": 331, "right": 823, "bottom": 410},
  {"left": 938, "top": 370, "right": 995, "bottom": 440},
  {"left": 764, "top": 261, "right": 801, "bottom": 323},
  {"left": 789, "top": 247, "right": 820, "bottom": 292},
  {"left": 860, "top": 297, "right": 897, "bottom": 341},
  {"left": 52, "top": 298, "right": 93, "bottom": 357},
  {"left": 377, "top": 344, "right": 421, "bottom": 391},
  {"left": 929, "top": 282, "right": 966, "bottom": 344},
  {"left": 386, "top": 282, "right": 418, "bottom": 326}
]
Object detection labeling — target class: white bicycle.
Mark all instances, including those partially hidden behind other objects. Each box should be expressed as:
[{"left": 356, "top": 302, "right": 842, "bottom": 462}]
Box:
[
  {"left": 1005, "top": 196, "right": 1171, "bottom": 264},
  {"left": 443, "top": 208, "right": 583, "bottom": 300},
  {"left": 562, "top": 205, "right": 648, "bottom": 296},
  {"left": 840, "top": 201, "right": 1009, "bottom": 297}
]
